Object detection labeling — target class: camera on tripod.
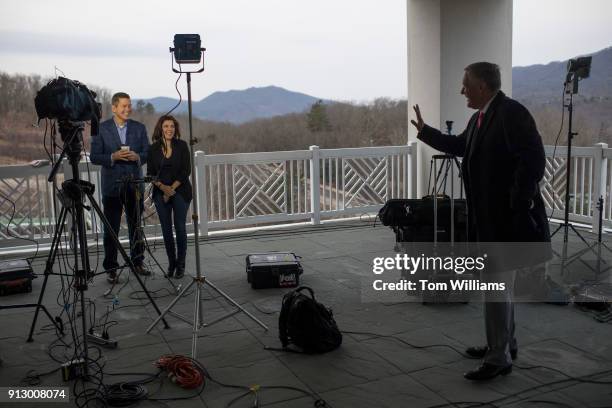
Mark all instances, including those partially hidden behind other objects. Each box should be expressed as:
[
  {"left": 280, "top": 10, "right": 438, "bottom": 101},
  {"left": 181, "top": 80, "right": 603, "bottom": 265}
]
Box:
[
  {"left": 28, "top": 77, "right": 170, "bottom": 374},
  {"left": 34, "top": 76, "right": 102, "bottom": 138}
]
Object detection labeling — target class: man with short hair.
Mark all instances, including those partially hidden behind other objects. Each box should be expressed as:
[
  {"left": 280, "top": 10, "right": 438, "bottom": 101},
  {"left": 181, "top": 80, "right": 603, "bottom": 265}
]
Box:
[
  {"left": 411, "top": 62, "right": 551, "bottom": 380},
  {"left": 90, "top": 92, "right": 150, "bottom": 282}
]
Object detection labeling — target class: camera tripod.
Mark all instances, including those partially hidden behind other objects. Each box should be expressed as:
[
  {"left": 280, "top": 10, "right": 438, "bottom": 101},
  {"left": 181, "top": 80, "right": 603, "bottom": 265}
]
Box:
[
  {"left": 27, "top": 122, "right": 169, "bottom": 376},
  {"left": 427, "top": 121, "right": 465, "bottom": 244}
]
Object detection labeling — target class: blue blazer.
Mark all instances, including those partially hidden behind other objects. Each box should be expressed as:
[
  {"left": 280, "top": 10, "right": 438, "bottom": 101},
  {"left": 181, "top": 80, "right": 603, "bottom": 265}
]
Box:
[{"left": 90, "top": 118, "right": 149, "bottom": 197}]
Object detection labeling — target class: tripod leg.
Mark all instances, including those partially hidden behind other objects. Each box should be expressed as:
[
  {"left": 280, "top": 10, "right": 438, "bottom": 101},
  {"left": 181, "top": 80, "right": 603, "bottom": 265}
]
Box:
[
  {"left": 563, "top": 225, "right": 603, "bottom": 267},
  {"left": 191, "top": 282, "right": 201, "bottom": 358},
  {"left": 146, "top": 278, "right": 196, "bottom": 333},
  {"left": 69, "top": 187, "right": 93, "bottom": 378},
  {"left": 550, "top": 223, "right": 563, "bottom": 238},
  {"left": 561, "top": 238, "right": 568, "bottom": 273},
  {"left": 204, "top": 278, "right": 269, "bottom": 331},
  {"left": 87, "top": 192, "right": 170, "bottom": 329},
  {"left": 569, "top": 224, "right": 595, "bottom": 247},
  {"left": 27, "top": 274, "right": 51, "bottom": 342},
  {"left": 597, "top": 242, "right": 602, "bottom": 275},
  {"left": 435, "top": 161, "right": 445, "bottom": 195},
  {"left": 27, "top": 206, "right": 68, "bottom": 342}
]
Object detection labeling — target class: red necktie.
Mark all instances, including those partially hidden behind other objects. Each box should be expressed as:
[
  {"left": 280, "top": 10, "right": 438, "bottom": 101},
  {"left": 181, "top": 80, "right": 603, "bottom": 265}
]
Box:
[{"left": 477, "top": 111, "right": 484, "bottom": 129}]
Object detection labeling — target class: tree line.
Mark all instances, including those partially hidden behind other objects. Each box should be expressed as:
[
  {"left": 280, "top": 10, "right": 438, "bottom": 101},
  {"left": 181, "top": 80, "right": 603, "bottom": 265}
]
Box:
[
  {"left": 1, "top": 71, "right": 610, "bottom": 165},
  {"left": 0, "top": 71, "right": 408, "bottom": 164}
]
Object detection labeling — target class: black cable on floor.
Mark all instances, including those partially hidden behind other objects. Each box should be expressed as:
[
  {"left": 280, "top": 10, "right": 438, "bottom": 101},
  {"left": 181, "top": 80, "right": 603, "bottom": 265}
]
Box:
[{"left": 341, "top": 330, "right": 612, "bottom": 408}]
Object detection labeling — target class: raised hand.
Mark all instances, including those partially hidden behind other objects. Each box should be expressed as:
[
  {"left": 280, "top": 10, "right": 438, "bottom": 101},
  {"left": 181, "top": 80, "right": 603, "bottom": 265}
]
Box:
[{"left": 410, "top": 104, "right": 425, "bottom": 132}]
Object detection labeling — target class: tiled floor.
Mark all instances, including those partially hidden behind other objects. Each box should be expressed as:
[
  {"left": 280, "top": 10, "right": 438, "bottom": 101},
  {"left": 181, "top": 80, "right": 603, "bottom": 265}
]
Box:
[{"left": 0, "top": 221, "right": 611, "bottom": 407}]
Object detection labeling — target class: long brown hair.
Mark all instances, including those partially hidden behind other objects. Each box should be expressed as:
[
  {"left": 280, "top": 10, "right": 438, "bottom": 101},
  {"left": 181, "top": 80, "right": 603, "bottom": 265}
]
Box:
[{"left": 152, "top": 115, "right": 181, "bottom": 149}]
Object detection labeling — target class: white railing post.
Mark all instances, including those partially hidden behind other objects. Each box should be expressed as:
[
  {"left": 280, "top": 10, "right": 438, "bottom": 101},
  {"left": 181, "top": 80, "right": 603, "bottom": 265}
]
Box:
[
  {"left": 195, "top": 151, "right": 209, "bottom": 236},
  {"left": 592, "top": 143, "right": 608, "bottom": 232},
  {"left": 408, "top": 141, "right": 419, "bottom": 198},
  {"left": 309, "top": 145, "right": 321, "bottom": 225}
]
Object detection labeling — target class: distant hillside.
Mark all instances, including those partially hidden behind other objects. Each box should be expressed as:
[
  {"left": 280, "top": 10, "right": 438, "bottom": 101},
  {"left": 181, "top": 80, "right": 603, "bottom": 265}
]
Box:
[
  {"left": 513, "top": 46, "right": 612, "bottom": 103},
  {"left": 137, "top": 86, "right": 325, "bottom": 124},
  {"left": 512, "top": 46, "right": 612, "bottom": 147}
]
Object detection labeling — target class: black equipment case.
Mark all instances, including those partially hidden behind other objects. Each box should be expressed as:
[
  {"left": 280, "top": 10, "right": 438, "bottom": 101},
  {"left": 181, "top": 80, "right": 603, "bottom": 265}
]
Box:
[
  {"left": 379, "top": 154, "right": 472, "bottom": 304},
  {"left": 0, "top": 259, "right": 35, "bottom": 296},
  {"left": 379, "top": 153, "right": 469, "bottom": 243},
  {"left": 246, "top": 253, "right": 303, "bottom": 289},
  {"left": 379, "top": 197, "right": 468, "bottom": 242}
]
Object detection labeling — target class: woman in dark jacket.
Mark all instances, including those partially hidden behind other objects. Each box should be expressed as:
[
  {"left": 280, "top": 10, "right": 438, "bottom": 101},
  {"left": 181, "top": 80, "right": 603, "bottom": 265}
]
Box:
[{"left": 147, "top": 115, "right": 192, "bottom": 279}]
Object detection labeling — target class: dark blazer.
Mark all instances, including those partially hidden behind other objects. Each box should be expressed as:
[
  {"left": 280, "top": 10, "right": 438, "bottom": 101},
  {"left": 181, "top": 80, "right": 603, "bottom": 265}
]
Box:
[
  {"left": 90, "top": 118, "right": 149, "bottom": 197},
  {"left": 418, "top": 91, "right": 551, "bottom": 253},
  {"left": 146, "top": 139, "right": 192, "bottom": 202}
]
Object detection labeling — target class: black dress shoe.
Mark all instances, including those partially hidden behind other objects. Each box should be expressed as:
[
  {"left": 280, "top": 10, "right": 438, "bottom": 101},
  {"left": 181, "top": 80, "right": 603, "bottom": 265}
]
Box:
[
  {"left": 166, "top": 264, "right": 176, "bottom": 278},
  {"left": 465, "top": 345, "right": 517, "bottom": 360},
  {"left": 133, "top": 265, "right": 151, "bottom": 276},
  {"left": 174, "top": 265, "right": 185, "bottom": 279},
  {"left": 464, "top": 363, "right": 512, "bottom": 381}
]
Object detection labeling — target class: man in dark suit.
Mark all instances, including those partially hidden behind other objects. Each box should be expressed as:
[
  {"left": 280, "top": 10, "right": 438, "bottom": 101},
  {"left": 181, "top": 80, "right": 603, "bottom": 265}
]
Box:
[
  {"left": 90, "top": 92, "right": 150, "bottom": 282},
  {"left": 411, "top": 62, "right": 551, "bottom": 380}
]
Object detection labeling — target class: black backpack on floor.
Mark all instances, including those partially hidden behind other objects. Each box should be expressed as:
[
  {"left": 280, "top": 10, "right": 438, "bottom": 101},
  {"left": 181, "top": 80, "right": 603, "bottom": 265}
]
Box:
[{"left": 278, "top": 286, "right": 342, "bottom": 354}]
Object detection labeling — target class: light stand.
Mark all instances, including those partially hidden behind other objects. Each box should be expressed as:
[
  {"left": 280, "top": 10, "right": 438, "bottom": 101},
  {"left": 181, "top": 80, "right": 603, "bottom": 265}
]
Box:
[
  {"left": 549, "top": 56, "right": 601, "bottom": 272},
  {"left": 146, "top": 36, "right": 268, "bottom": 358}
]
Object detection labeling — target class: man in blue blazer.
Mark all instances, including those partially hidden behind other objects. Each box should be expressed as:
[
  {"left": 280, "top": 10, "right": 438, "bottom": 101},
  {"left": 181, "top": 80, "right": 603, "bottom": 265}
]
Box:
[{"left": 90, "top": 92, "right": 150, "bottom": 282}]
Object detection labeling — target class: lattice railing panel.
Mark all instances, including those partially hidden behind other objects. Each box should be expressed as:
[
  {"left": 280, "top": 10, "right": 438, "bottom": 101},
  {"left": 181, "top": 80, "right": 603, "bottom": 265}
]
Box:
[
  {"left": 542, "top": 155, "right": 567, "bottom": 211},
  {"left": 342, "top": 156, "right": 388, "bottom": 208},
  {"left": 542, "top": 155, "right": 594, "bottom": 218},
  {"left": 0, "top": 174, "right": 57, "bottom": 240},
  {"left": 233, "top": 162, "right": 286, "bottom": 217}
]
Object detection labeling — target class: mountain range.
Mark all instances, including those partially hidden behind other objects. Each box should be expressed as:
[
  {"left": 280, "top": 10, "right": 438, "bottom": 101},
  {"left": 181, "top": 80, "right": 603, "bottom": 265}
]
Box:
[
  {"left": 137, "top": 46, "right": 612, "bottom": 124},
  {"left": 137, "top": 86, "right": 323, "bottom": 124},
  {"left": 513, "top": 46, "right": 612, "bottom": 103}
]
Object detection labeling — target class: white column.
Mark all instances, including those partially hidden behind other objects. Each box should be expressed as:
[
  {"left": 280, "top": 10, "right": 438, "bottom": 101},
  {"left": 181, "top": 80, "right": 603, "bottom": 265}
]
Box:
[{"left": 407, "top": 0, "right": 513, "bottom": 198}]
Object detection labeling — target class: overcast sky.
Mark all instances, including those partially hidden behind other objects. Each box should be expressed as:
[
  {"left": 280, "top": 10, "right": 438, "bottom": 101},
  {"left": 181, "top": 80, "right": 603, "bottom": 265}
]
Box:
[{"left": 0, "top": 0, "right": 611, "bottom": 102}]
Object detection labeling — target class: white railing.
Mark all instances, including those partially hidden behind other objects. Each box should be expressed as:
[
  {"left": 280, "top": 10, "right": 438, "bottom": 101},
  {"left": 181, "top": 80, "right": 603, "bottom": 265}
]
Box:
[
  {"left": 196, "top": 144, "right": 417, "bottom": 233},
  {"left": 0, "top": 143, "right": 417, "bottom": 249},
  {"left": 0, "top": 159, "right": 165, "bottom": 248},
  {"left": 3, "top": 140, "right": 611, "bottom": 251},
  {"left": 542, "top": 143, "right": 610, "bottom": 231}
]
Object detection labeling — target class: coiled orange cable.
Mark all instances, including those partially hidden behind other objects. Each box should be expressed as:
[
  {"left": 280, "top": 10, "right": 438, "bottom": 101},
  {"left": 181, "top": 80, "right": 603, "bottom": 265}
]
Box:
[{"left": 155, "top": 355, "right": 204, "bottom": 389}]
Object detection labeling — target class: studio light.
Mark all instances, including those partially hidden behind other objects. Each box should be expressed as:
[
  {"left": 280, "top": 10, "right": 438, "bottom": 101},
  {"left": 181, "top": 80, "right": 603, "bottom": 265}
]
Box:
[
  {"left": 172, "top": 34, "right": 203, "bottom": 64},
  {"left": 567, "top": 56, "right": 592, "bottom": 80}
]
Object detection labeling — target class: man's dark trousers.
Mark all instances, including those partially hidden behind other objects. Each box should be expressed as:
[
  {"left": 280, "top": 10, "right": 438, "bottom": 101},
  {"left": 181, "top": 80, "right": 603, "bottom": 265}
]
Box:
[{"left": 102, "top": 184, "right": 144, "bottom": 271}]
